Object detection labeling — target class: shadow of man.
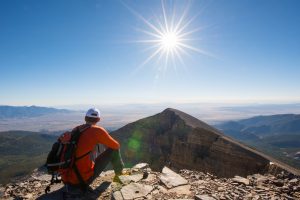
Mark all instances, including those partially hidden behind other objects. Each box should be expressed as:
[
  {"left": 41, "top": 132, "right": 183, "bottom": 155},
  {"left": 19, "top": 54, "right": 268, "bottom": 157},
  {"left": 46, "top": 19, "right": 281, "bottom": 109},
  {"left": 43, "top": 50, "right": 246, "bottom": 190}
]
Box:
[{"left": 36, "top": 181, "right": 111, "bottom": 200}]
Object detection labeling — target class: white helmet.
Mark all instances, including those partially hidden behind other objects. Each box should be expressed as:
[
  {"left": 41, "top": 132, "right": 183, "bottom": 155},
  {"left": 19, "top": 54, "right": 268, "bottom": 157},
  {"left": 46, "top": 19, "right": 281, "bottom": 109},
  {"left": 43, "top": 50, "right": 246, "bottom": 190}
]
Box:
[{"left": 86, "top": 108, "right": 101, "bottom": 119}]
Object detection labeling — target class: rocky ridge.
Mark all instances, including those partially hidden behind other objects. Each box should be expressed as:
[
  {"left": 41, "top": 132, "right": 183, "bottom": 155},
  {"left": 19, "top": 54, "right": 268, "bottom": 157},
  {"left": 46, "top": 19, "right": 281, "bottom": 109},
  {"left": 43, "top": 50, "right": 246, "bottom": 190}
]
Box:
[
  {"left": 1, "top": 163, "right": 299, "bottom": 200},
  {"left": 111, "top": 108, "right": 300, "bottom": 178}
]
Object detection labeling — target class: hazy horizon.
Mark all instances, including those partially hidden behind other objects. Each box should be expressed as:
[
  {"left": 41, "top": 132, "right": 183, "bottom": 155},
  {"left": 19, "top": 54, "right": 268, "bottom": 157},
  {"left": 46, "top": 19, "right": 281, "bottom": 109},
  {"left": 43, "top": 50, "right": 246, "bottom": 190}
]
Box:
[{"left": 1, "top": 102, "right": 300, "bottom": 132}]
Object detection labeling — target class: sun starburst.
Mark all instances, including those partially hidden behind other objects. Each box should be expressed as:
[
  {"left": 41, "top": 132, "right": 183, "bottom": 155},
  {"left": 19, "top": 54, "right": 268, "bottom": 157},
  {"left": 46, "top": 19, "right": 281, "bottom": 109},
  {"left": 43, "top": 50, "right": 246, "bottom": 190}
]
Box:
[{"left": 125, "top": 0, "right": 211, "bottom": 75}]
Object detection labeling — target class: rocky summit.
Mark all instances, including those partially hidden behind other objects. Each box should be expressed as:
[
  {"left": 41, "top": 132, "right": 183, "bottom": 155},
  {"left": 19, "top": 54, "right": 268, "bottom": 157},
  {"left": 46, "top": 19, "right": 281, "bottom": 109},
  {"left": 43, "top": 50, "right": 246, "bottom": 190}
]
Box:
[
  {"left": 1, "top": 163, "right": 300, "bottom": 200},
  {"left": 112, "top": 108, "right": 300, "bottom": 177}
]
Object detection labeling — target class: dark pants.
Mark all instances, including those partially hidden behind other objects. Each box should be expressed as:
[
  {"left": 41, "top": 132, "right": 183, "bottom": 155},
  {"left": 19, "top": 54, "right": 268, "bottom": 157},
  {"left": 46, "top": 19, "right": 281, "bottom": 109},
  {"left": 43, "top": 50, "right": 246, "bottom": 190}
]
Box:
[
  {"left": 86, "top": 148, "right": 124, "bottom": 185},
  {"left": 65, "top": 148, "right": 124, "bottom": 194}
]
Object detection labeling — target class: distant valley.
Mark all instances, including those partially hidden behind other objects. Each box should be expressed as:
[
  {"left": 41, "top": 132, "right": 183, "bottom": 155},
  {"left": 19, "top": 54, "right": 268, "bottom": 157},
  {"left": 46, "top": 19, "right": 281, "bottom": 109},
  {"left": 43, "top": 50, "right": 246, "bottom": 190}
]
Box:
[
  {"left": 216, "top": 114, "right": 300, "bottom": 169},
  {"left": 2, "top": 104, "right": 300, "bottom": 133},
  {"left": 0, "top": 105, "right": 141, "bottom": 132},
  {"left": 0, "top": 131, "right": 56, "bottom": 184}
]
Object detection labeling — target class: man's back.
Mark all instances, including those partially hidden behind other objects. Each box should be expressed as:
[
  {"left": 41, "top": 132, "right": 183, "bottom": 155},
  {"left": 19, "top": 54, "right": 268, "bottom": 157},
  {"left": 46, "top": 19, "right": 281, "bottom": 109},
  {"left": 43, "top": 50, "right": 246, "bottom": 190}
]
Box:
[{"left": 61, "top": 125, "right": 119, "bottom": 185}]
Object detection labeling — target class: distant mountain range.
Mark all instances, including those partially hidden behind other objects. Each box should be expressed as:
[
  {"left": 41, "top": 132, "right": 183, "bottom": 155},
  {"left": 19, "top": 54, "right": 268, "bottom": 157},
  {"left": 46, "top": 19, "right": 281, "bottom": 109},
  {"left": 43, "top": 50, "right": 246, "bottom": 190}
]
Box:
[
  {"left": 218, "top": 114, "right": 300, "bottom": 137},
  {"left": 0, "top": 105, "right": 72, "bottom": 119},
  {"left": 216, "top": 114, "right": 300, "bottom": 169}
]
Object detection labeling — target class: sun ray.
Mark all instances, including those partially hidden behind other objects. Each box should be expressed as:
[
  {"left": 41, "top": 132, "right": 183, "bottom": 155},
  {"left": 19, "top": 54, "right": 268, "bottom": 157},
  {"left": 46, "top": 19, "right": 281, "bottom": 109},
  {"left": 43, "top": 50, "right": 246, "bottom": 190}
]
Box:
[
  {"left": 176, "top": 13, "right": 200, "bottom": 35},
  {"left": 154, "top": 15, "right": 167, "bottom": 34},
  {"left": 122, "top": 1, "right": 164, "bottom": 36},
  {"left": 161, "top": 0, "right": 169, "bottom": 33},
  {"left": 135, "top": 28, "right": 162, "bottom": 39},
  {"left": 173, "top": 1, "right": 190, "bottom": 33},
  {"left": 138, "top": 46, "right": 164, "bottom": 69},
  {"left": 177, "top": 42, "right": 215, "bottom": 57},
  {"left": 174, "top": 48, "right": 186, "bottom": 67},
  {"left": 178, "top": 27, "right": 204, "bottom": 38},
  {"left": 135, "top": 39, "right": 162, "bottom": 43}
]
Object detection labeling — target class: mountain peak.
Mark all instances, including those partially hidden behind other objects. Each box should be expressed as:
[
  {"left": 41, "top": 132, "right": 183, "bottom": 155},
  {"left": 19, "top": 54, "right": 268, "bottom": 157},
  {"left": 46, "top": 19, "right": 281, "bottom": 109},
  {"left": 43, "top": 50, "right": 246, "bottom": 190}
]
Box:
[
  {"left": 112, "top": 108, "right": 300, "bottom": 177},
  {"left": 162, "top": 107, "right": 221, "bottom": 132}
]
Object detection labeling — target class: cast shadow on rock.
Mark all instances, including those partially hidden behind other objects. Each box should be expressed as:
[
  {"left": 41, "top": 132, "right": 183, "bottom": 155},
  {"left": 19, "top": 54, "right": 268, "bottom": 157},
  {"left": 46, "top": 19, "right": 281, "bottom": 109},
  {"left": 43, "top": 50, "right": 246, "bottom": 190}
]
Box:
[{"left": 36, "top": 181, "right": 111, "bottom": 200}]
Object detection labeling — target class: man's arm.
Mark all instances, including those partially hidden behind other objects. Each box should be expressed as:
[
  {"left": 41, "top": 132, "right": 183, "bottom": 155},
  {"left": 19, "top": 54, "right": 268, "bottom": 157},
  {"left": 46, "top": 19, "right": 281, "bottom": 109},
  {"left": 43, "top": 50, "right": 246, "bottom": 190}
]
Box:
[{"left": 96, "top": 127, "right": 120, "bottom": 150}]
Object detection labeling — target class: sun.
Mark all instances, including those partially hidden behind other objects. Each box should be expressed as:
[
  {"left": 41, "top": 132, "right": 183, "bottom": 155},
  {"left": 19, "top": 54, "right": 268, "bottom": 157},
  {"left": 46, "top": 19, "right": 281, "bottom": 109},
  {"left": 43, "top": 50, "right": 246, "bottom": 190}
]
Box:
[
  {"left": 125, "top": 0, "right": 211, "bottom": 74},
  {"left": 161, "top": 32, "right": 180, "bottom": 51}
]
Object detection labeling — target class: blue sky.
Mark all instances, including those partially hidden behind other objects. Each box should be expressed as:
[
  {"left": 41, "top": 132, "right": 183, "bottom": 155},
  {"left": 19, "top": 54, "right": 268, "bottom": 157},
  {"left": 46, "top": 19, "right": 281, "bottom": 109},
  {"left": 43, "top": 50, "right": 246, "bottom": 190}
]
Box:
[{"left": 0, "top": 0, "right": 299, "bottom": 106}]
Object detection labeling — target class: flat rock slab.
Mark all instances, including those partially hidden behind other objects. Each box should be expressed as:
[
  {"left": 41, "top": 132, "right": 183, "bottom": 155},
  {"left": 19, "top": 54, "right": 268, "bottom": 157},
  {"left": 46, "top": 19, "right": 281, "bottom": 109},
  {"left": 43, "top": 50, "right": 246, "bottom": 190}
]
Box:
[
  {"left": 232, "top": 176, "right": 250, "bottom": 185},
  {"left": 159, "top": 167, "right": 188, "bottom": 189},
  {"left": 168, "top": 184, "right": 191, "bottom": 195},
  {"left": 120, "top": 183, "right": 153, "bottom": 200},
  {"left": 195, "top": 194, "right": 216, "bottom": 200},
  {"left": 112, "top": 191, "right": 124, "bottom": 200},
  {"left": 132, "top": 163, "right": 149, "bottom": 169},
  {"left": 119, "top": 174, "right": 144, "bottom": 184}
]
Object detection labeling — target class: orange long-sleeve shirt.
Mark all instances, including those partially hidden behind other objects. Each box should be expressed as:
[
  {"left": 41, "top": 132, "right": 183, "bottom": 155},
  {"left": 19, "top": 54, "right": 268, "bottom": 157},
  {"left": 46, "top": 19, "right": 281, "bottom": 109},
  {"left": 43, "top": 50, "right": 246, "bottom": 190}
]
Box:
[{"left": 61, "top": 125, "right": 120, "bottom": 185}]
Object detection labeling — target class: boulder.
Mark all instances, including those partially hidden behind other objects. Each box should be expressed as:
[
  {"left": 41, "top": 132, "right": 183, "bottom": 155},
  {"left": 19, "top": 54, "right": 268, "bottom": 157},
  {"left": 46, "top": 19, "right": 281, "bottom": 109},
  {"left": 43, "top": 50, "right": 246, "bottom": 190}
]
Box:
[
  {"left": 132, "top": 163, "right": 149, "bottom": 170},
  {"left": 120, "top": 183, "right": 153, "bottom": 200},
  {"left": 195, "top": 194, "right": 216, "bottom": 200},
  {"left": 167, "top": 184, "right": 191, "bottom": 195},
  {"left": 119, "top": 174, "right": 144, "bottom": 184},
  {"left": 159, "top": 167, "right": 188, "bottom": 188}
]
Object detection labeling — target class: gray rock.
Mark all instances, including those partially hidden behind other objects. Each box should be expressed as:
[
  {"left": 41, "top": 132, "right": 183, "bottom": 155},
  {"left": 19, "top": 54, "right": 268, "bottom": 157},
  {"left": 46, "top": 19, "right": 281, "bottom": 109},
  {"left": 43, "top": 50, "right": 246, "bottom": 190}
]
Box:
[
  {"left": 160, "top": 167, "right": 188, "bottom": 189},
  {"left": 120, "top": 183, "right": 153, "bottom": 200},
  {"left": 195, "top": 194, "right": 216, "bottom": 200},
  {"left": 143, "top": 173, "right": 157, "bottom": 183},
  {"left": 168, "top": 185, "right": 191, "bottom": 195},
  {"left": 112, "top": 191, "right": 124, "bottom": 200},
  {"left": 119, "top": 174, "right": 144, "bottom": 184},
  {"left": 289, "top": 178, "right": 298, "bottom": 185},
  {"left": 23, "top": 193, "right": 33, "bottom": 199},
  {"left": 133, "top": 163, "right": 149, "bottom": 170},
  {"left": 232, "top": 176, "right": 250, "bottom": 185}
]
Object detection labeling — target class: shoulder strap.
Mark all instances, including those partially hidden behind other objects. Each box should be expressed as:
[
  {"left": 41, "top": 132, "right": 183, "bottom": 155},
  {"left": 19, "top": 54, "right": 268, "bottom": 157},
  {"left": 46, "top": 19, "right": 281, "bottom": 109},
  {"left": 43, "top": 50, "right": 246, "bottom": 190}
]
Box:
[
  {"left": 71, "top": 124, "right": 91, "bottom": 143},
  {"left": 73, "top": 163, "right": 87, "bottom": 191},
  {"left": 71, "top": 124, "right": 91, "bottom": 191}
]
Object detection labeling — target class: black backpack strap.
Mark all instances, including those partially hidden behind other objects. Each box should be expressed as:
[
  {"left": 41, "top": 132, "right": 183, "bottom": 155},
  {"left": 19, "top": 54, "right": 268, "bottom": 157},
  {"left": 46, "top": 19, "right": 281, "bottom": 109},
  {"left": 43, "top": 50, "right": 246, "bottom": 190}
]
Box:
[
  {"left": 71, "top": 124, "right": 91, "bottom": 144},
  {"left": 73, "top": 163, "right": 87, "bottom": 191},
  {"left": 76, "top": 150, "right": 91, "bottom": 161},
  {"left": 70, "top": 124, "right": 91, "bottom": 191}
]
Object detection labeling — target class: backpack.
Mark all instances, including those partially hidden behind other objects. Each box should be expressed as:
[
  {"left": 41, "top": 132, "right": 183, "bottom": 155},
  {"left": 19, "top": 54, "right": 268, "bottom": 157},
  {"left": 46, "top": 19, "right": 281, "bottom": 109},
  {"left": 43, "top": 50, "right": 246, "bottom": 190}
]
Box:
[{"left": 45, "top": 124, "right": 91, "bottom": 193}]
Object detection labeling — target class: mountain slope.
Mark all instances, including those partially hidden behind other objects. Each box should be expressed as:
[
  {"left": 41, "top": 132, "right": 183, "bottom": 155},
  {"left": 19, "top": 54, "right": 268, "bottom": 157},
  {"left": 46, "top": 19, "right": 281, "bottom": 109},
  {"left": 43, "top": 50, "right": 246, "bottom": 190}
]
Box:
[
  {"left": 112, "top": 108, "right": 300, "bottom": 177},
  {"left": 0, "top": 131, "right": 56, "bottom": 184},
  {"left": 216, "top": 114, "right": 300, "bottom": 169},
  {"left": 218, "top": 114, "right": 300, "bottom": 137}
]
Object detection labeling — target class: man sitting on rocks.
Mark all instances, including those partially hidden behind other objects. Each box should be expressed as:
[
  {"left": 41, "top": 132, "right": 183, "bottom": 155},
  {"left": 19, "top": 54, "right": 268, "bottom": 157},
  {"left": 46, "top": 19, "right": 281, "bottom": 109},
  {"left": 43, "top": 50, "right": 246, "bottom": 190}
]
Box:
[{"left": 62, "top": 108, "right": 126, "bottom": 199}]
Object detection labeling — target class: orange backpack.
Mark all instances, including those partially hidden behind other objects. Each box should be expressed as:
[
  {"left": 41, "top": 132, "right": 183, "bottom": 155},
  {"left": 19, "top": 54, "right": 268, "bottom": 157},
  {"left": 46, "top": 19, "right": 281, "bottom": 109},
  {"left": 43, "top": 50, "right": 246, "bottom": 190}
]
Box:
[{"left": 45, "top": 124, "right": 91, "bottom": 193}]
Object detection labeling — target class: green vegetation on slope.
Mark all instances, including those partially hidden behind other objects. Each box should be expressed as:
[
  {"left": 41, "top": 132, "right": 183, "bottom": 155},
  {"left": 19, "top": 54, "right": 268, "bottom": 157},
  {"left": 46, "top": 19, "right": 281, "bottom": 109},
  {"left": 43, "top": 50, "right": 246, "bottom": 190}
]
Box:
[{"left": 0, "top": 131, "right": 56, "bottom": 184}]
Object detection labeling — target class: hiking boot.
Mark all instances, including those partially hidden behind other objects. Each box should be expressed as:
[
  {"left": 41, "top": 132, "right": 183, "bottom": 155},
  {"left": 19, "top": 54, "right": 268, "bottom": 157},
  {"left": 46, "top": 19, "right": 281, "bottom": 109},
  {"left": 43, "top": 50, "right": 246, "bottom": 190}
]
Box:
[{"left": 113, "top": 170, "right": 131, "bottom": 183}]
